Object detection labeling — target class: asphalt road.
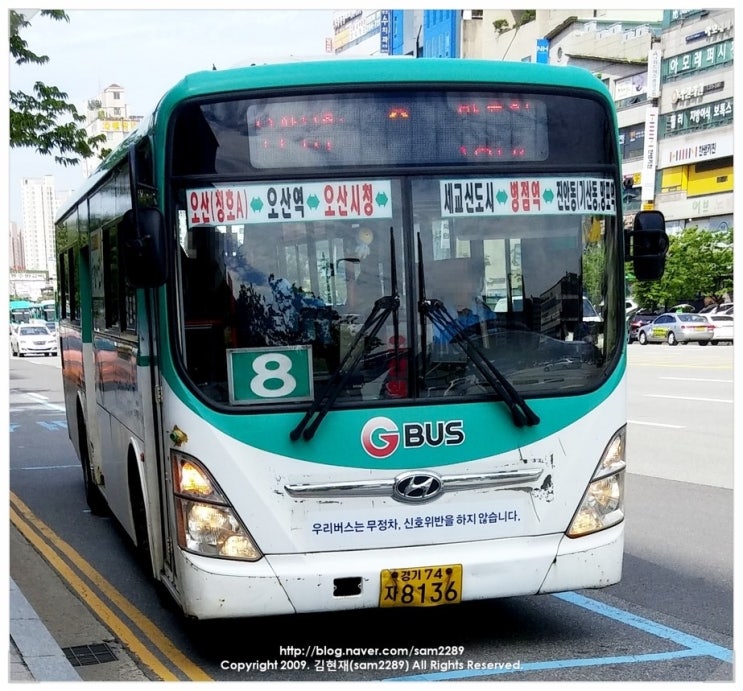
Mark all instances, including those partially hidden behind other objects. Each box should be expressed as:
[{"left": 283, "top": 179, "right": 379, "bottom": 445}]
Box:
[{"left": 9, "top": 343, "right": 734, "bottom": 681}]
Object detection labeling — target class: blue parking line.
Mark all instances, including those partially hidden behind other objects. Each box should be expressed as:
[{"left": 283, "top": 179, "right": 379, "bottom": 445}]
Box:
[
  {"left": 555, "top": 591, "right": 732, "bottom": 663},
  {"left": 389, "top": 648, "right": 703, "bottom": 681},
  {"left": 386, "top": 591, "right": 732, "bottom": 681}
]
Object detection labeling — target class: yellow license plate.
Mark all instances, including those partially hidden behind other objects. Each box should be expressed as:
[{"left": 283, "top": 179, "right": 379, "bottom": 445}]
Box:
[{"left": 379, "top": 564, "right": 463, "bottom": 608}]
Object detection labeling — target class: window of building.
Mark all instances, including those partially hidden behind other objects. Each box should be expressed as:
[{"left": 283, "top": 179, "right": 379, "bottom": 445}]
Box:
[
  {"left": 618, "top": 124, "right": 645, "bottom": 161},
  {"left": 695, "top": 155, "right": 732, "bottom": 174},
  {"left": 688, "top": 156, "right": 733, "bottom": 196}
]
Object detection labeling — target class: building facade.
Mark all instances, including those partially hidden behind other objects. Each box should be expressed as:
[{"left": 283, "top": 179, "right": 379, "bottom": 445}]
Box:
[
  {"left": 366, "top": 8, "right": 732, "bottom": 234},
  {"left": 81, "top": 84, "right": 143, "bottom": 178},
  {"left": 20, "top": 175, "right": 58, "bottom": 281},
  {"left": 9, "top": 221, "right": 24, "bottom": 271},
  {"left": 653, "top": 9, "right": 733, "bottom": 233},
  {"left": 331, "top": 8, "right": 456, "bottom": 58},
  {"left": 421, "top": 10, "right": 459, "bottom": 58},
  {"left": 332, "top": 9, "right": 388, "bottom": 55}
]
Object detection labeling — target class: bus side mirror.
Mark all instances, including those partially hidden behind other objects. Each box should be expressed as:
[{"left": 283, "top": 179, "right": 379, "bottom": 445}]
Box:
[
  {"left": 626, "top": 210, "right": 668, "bottom": 281},
  {"left": 120, "top": 208, "right": 168, "bottom": 288}
]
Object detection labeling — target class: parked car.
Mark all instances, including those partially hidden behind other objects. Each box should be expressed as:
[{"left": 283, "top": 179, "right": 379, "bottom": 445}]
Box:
[
  {"left": 627, "top": 309, "right": 661, "bottom": 343},
  {"left": 702, "top": 314, "right": 734, "bottom": 345},
  {"left": 582, "top": 297, "right": 602, "bottom": 323},
  {"left": 10, "top": 324, "right": 58, "bottom": 357},
  {"left": 637, "top": 312, "right": 714, "bottom": 346},
  {"left": 625, "top": 298, "right": 639, "bottom": 315},
  {"left": 711, "top": 303, "right": 733, "bottom": 316},
  {"left": 699, "top": 301, "right": 733, "bottom": 315}
]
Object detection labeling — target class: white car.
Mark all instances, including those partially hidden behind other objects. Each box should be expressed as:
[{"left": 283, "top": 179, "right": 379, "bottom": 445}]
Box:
[
  {"left": 10, "top": 324, "right": 58, "bottom": 357},
  {"left": 583, "top": 297, "right": 603, "bottom": 323},
  {"left": 702, "top": 314, "right": 734, "bottom": 345},
  {"left": 699, "top": 302, "right": 734, "bottom": 316}
]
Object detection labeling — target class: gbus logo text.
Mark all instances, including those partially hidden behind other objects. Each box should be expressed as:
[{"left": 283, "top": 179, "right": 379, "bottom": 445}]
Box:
[{"left": 361, "top": 417, "right": 465, "bottom": 459}]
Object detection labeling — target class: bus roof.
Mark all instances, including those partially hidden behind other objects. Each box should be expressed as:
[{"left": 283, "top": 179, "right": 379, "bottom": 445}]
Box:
[
  {"left": 55, "top": 58, "right": 610, "bottom": 224},
  {"left": 162, "top": 58, "right": 607, "bottom": 109},
  {"left": 10, "top": 300, "right": 36, "bottom": 309}
]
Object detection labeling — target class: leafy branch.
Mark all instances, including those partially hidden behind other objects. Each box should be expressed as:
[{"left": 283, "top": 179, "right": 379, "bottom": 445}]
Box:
[
  {"left": 630, "top": 227, "right": 734, "bottom": 309},
  {"left": 9, "top": 10, "right": 106, "bottom": 166}
]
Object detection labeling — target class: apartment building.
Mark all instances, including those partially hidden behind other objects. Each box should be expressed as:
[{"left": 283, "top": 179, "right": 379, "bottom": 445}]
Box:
[
  {"left": 20, "top": 175, "right": 58, "bottom": 280},
  {"left": 653, "top": 9, "right": 733, "bottom": 233}
]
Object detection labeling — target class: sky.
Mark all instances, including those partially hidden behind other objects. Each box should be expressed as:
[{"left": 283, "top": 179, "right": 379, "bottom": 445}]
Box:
[
  {"left": 5, "top": 1, "right": 694, "bottom": 226},
  {"left": 6, "top": 3, "right": 344, "bottom": 224}
]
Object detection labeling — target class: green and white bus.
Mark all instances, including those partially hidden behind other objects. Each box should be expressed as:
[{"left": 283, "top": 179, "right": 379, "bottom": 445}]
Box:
[
  {"left": 10, "top": 299, "right": 37, "bottom": 325},
  {"left": 55, "top": 58, "right": 666, "bottom": 620}
]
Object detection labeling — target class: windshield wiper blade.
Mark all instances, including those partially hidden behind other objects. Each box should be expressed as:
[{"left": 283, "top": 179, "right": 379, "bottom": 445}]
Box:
[
  {"left": 290, "top": 227, "right": 399, "bottom": 442},
  {"left": 416, "top": 234, "right": 539, "bottom": 428},
  {"left": 423, "top": 299, "right": 540, "bottom": 427}
]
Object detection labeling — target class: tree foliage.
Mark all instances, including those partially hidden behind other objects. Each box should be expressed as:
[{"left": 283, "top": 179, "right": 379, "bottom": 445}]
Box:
[
  {"left": 9, "top": 10, "right": 106, "bottom": 166},
  {"left": 582, "top": 242, "right": 605, "bottom": 307},
  {"left": 630, "top": 226, "right": 734, "bottom": 310}
]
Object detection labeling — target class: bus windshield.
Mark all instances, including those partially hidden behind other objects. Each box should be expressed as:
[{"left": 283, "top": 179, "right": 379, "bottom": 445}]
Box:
[{"left": 171, "top": 89, "right": 620, "bottom": 410}]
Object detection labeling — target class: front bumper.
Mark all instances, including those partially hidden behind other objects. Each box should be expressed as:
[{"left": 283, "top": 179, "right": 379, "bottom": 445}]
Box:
[
  {"left": 18, "top": 343, "right": 57, "bottom": 355},
  {"left": 170, "top": 523, "right": 624, "bottom": 620}
]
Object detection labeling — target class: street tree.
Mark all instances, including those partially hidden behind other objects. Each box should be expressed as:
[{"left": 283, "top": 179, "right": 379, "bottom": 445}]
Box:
[
  {"left": 9, "top": 10, "right": 107, "bottom": 166},
  {"left": 630, "top": 226, "right": 734, "bottom": 310}
]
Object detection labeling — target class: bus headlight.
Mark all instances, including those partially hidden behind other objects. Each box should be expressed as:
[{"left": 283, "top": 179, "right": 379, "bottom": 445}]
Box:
[
  {"left": 172, "top": 451, "right": 262, "bottom": 561},
  {"left": 187, "top": 503, "right": 235, "bottom": 544},
  {"left": 567, "top": 427, "right": 626, "bottom": 538}
]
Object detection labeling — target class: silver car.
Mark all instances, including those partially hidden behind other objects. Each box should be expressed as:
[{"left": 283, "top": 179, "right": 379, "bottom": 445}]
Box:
[{"left": 637, "top": 312, "right": 714, "bottom": 346}]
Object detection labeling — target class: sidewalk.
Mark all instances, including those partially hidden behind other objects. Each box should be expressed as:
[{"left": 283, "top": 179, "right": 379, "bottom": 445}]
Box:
[{"left": 9, "top": 576, "right": 82, "bottom": 682}]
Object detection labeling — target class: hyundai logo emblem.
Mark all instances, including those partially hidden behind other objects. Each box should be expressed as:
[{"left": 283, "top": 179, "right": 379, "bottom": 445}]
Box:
[{"left": 393, "top": 471, "right": 443, "bottom": 503}]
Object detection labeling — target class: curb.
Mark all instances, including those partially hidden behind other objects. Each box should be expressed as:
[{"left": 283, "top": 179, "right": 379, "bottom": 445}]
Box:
[{"left": 9, "top": 576, "right": 82, "bottom": 681}]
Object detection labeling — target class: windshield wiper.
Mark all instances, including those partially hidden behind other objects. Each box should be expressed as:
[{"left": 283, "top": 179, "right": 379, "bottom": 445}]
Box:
[
  {"left": 416, "top": 234, "right": 539, "bottom": 428},
  {"left": 290, "top": 227, "right": 399, "bottom": 442}
]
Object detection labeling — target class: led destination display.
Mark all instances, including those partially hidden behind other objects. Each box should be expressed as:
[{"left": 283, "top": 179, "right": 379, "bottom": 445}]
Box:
[{"left": 246, "top": 93, "right": 549, "bottom": 167}]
